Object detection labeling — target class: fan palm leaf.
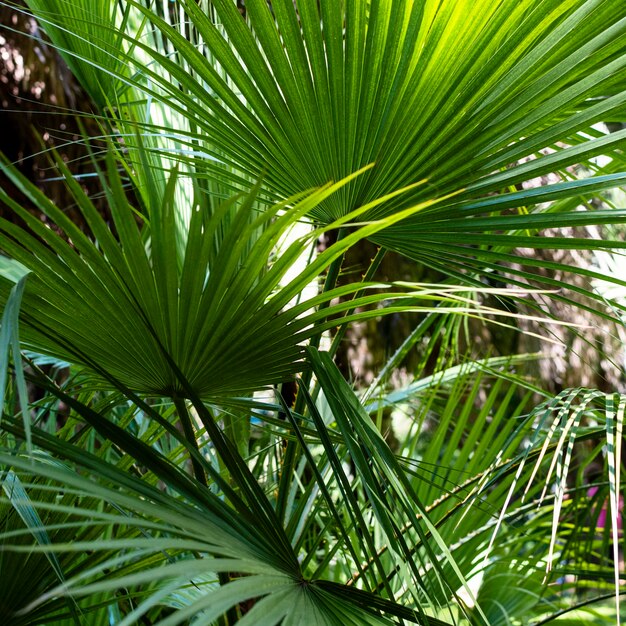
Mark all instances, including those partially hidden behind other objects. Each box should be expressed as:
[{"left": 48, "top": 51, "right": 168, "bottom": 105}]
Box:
[
  {"left": 0, "top": 400, "right": 455, "bottom": 625},
  {"left": 309, "top": 349, "right": 626, "bottom": 621},
  {"left": 12, "top": 0, "right": 626, "bottom": 319},
  {"left": 0, "top": 147, "right": 472, "bottom": 400}
]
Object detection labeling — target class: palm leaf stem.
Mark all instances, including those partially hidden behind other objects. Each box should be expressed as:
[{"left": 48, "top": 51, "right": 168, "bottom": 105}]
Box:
[
  {"left": 531, "top": 591, "right": 626, "bottom": 626},
  {"left": 172, "top": 395, "right": 207, "bottom": 487},
  {"left": 174, "top": 380, "right": 266, "bottom": 623}
]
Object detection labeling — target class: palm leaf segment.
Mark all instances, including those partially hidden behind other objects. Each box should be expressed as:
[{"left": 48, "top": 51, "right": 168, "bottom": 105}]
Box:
[
  {"left": 21, "top": 0, "right": 626, "bottom": 297},
  {"left": 20, "top": 1, "right": 626, "bottom": 217},
  {"left": 0, "top": 445, "right": 416, "bottom": 626},
  {"left": 89, "top": 0, "right": 626, "bottom": 220},
  {"left": 0, "top": 152, "right": 450, "bottom": 399}
]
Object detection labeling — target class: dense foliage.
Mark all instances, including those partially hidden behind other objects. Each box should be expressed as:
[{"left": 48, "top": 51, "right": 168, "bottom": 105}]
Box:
[{"left": 0, "top": 1, "right": 625, "bottom": 624}]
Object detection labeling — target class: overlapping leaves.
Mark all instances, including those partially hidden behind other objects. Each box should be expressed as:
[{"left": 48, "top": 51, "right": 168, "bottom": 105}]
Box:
[
  {"left": 13, "top": 0, "right": 626, "bottom": 316},
  {"left": 0, "top": 148, "right": 471, "bottom": 399}
]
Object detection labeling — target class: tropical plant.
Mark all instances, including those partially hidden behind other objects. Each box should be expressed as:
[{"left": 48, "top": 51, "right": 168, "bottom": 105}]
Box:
[{"left": 0, "top": 0, "right": 625, "bottom": 624}]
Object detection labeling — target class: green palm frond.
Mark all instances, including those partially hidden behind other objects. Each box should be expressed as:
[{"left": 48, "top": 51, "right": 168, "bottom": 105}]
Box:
[
  {"left": 17, "top": 0, "right": 130, "bottom": 107},
  {"left": 508, "top": 388, "right": 626, "bottom": 613},
  {"left": 305, "top": 347, "right": 491, "bottom": 622},
  {"left": 308, "top": 350, "right": 625, "bottom": 622},
  {"left": 0, "top": 149, "right": 450, "bottom": 400},
  {"left": 1, "top": 1, "right": 626, "bottom": 624},
  {"left": 80, "top": 0, "right": 626, "bottom": 216},
  {"left": 13, "top": 0, "right": 626, "bottom": 315},
  {"left": 0, "top": 142, "right": 554, "bottom": 402},
  {"left": 0, "top": 411, "right": 452, "bottom": 625}
]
